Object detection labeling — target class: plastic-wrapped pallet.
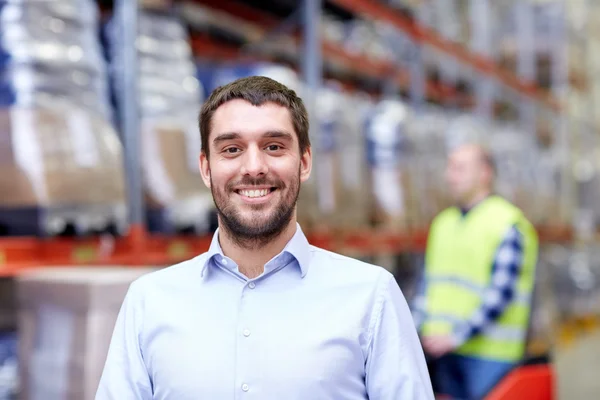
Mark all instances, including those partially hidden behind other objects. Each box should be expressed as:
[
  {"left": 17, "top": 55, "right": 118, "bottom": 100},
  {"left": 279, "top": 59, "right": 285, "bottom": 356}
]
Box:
[
  {"left": 308, "top": 82, "right": 371, "bottom": 230},
  {"left": 335, "top": 91, "right": 371, "bottom": 230},
  {"left": 107, "top": 10, "right": 213, "bottom": 234},
  {"left": 310, "top": 84, "right": 342, "bottom": 228},
  {"left": 573, "top": 124, "right": 600, "bottom": 232},
  {"left": 17, "top": 267, "right": 157, "bottom": 400},
  {"left": 0, "top": 0, "right": 126, "bottom": 237},
  {"left": 365, "top": 98, "right": 410, "bottom": 232},
  {"left": 488, "top": 122, "right": 537, "bottom": 221},
  {"left": 407, "top": 106, "right": 452, "bottom": 230},
  {"left": 0, "top": 0, "right": 111, "bottom": 117}
]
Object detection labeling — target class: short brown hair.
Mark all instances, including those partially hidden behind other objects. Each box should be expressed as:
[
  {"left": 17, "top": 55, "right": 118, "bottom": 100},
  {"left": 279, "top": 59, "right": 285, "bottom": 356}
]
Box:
[{"left": 199, "top": 76, "right": 310, "bottom": 157}]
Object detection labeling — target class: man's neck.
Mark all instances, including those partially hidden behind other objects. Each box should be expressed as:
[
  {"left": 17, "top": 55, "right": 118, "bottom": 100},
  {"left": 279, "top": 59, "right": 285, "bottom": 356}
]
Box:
[
  {"left": 460, "top": 190, "right": 491, "bottom": 212},
  {"left": 218, "top": 221, "right": 298, "bottom": 279}
]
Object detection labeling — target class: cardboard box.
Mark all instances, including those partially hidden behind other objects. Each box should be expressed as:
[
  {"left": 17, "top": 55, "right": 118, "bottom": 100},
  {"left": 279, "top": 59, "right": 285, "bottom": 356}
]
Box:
[
  {"left": 140, "top": 120, "right": 214, "bottom": 231},
  {"left": 0, "top": 106, "right": 126, "bottom": 208},
  {"left": 17, "top": 267, "right": 157, "bottom": 400}
]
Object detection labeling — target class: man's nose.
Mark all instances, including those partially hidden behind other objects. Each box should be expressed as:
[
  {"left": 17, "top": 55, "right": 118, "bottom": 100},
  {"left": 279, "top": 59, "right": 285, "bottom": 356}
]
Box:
[{"left": 240, "top": 146, "right": 268, "bottom": 176}]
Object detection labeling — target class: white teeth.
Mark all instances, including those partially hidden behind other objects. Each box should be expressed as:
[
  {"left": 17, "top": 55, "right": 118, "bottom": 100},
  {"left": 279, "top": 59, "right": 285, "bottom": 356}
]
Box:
[{"left": 240, "top": 189, "right": 269, "bottom": 198}]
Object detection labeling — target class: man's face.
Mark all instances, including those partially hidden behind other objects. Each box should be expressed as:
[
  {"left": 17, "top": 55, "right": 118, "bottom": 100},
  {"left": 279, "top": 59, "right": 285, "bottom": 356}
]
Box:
[
  {"left": 199, "top": 99, "right": 311, "bottom": 242},
  {"left": 445, "top": 145, "right": 486, "bottom": 204}
]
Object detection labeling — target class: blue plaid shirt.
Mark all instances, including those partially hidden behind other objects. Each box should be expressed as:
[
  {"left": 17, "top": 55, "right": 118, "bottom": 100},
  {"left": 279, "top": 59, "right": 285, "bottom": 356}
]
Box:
[{"left": 413, "top": 224, "right": 524, "bottom": 346}]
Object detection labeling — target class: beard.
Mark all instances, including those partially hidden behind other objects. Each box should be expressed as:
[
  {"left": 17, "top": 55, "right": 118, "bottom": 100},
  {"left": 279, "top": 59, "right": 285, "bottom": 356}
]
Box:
[{"left": 210, "top": 169, "right": 300, "bottom": 250}]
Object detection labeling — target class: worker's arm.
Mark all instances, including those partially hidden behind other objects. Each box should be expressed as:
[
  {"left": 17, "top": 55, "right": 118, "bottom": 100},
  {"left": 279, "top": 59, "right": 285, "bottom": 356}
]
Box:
[
  {"left": 365, "top": 272, "right": 435, "bottom": 399},
  {"left": 95, "top": 281, "right": 153, "bottom": 400},
  {"left": 452, "top": 225, "right": 524, "bottom": 346}
]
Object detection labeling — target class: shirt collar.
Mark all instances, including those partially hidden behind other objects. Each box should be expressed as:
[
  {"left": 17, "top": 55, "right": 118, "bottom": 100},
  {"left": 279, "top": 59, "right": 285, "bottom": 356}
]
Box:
[{"left": 200, "top": 223, "right": 311, "bottom": 278}]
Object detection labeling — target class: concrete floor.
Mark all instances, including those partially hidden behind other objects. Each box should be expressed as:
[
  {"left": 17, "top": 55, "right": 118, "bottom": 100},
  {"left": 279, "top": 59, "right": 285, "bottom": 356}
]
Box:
[{"left": 554, "top": 330, "right": 600, "bottom": 399}]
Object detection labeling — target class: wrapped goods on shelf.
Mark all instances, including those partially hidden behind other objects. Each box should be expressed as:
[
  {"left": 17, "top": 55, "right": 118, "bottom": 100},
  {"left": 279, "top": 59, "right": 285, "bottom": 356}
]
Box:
[
  {"left": 0, "top": 0, "right": 125, "bottom": 237},
  {"left": 16, "top": 267, "right": 157, "bottom": 400},
  {"left": 0, "top": 105, "right": 127, "bottom": 236},
  {"left": 312, "top": 84, "right": 342, "bottom": 228},
  {"left": 310, "top": 83, "right": 371, "bottom": 230},
  {"left": 534, "top": 112, "right": 570, "bottom": 227},
  {"left": 365, "top": 98, "right": 410, "bottom": 232},
  {"left": 341, "top": 18, "right": 393, "bottom": 64},
  {"left": 335, "top": 91, "right": 371, "bottom": 230},
  {"left": 321, "top": 13, "right": 345, "bottom": 47},
  {"left": 141, "top": 117, "right": 213, "bottom": 234},
  {"left": 488, "top": 123, "right": 537, "bottom": 219},
  {"left": 406, "top": 106, "right": 452, "bottom": 230},
  {"left": 107, "top": 11, "right": 212, "bottom": 234},
  {"left": 573, "top": 124, "right": 600, "bottom": 231},
  {"left": 535, "top": 144, "right": 565, "bottom": 226},
  {"left": 209, "top": 62, "right": 302, "bottom": 95},
  {"left": 0, "top": 0, "right": 110, "bottom": 118}
]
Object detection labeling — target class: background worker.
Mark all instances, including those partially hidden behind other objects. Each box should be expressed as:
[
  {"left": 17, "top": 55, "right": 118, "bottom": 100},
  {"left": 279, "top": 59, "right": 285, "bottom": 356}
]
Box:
[{"left": 412, "top": 142, "right": 539, "bottom": 399}]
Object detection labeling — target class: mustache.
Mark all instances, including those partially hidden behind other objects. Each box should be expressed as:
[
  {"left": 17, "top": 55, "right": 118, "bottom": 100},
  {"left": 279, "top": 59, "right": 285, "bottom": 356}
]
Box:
[{"left": 227, "top": 176, "right": 285, "bottom": 190}]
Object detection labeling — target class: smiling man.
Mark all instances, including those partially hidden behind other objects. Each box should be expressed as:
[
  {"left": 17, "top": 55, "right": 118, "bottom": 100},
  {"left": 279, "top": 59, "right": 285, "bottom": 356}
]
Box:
[{"left": 96, "top": 76, "right": 433, "bottom": 400}]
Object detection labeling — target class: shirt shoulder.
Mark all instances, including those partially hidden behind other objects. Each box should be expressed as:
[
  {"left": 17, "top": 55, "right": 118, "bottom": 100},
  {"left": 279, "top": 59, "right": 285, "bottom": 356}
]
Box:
[
  {"left": 308, "top": 245, "right": 394, "bottom": 287},
  {"left": 128, "top": 253, "right": 211, "bottom": 292}
]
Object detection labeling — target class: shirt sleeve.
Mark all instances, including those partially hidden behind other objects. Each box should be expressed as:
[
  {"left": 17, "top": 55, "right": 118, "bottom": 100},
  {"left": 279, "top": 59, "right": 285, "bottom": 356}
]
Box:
[
  {"left": 365, "top": 272, "right": 435, "bottom": 400},
  {"left": 410, "top": 273, "right": 427, "bottom": 331},
  {"left": 95, "top": 281, "right": 153, "bottom": 400},
  {"left": 452, "top": 225, "right": 524, "bottom": 346}
]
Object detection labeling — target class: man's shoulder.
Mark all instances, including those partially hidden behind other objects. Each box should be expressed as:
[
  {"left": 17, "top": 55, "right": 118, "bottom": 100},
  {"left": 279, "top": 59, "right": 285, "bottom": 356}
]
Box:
[
  {"left": 308, "top": 245, "right": 393, "bottom": 283},
  {"left": 129, "top": 253, "right": 210, "bottom": 291},
  {"left": 429, "top": 207, "right": 460, "bottom": 229}
]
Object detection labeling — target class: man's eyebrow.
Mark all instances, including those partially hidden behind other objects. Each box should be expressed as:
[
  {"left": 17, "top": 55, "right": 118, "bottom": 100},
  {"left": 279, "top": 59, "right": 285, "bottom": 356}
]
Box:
[
  {"left": 212, "top": 130, "right": 294, "bottom": 145},
  {"left": 213, "top": 132, "right": 241, "bottom": 144},
  {"left": 263, "top": 130, "right": 294, "bottom": 141}
]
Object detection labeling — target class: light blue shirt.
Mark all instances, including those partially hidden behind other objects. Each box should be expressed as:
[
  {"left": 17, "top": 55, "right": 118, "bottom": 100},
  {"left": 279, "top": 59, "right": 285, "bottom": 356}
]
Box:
[{"left": 96, "top": 224, "right": 434, "bottom": 399}]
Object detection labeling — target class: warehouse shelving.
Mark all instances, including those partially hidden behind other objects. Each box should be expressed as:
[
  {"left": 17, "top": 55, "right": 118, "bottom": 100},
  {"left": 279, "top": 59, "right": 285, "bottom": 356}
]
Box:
[
  {"left": 0, "top": 225, "right": 573, "bottom": 277},
  {"left": 328, "top": 0, "right": 562, "bottom": 111},
  {"left": 187, "top": 0, "right": 454, "bottom": 100},
  {"left": 0, "top": 0, "right": 573, "bottom": 277}
]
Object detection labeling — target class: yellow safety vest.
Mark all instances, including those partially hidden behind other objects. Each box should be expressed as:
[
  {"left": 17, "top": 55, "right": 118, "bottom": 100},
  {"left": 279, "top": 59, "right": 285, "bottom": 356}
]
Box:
[{"left": 422, "top": 195, "right": 539, "bottom": 362}]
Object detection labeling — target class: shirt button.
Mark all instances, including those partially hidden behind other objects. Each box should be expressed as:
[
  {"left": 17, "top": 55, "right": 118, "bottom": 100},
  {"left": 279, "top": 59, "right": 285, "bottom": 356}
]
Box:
[
  {"left": 243, "top": 329, "right": 251, "bottom": 337},
  {"left": 242, "top": 383, "right": 249, "bottom": 392},
  {"left": 221, "top": 258, "right": 228, "bottom": 265},
  {"left": 248, "top": 282, "right": 256, "bottom": 289}
]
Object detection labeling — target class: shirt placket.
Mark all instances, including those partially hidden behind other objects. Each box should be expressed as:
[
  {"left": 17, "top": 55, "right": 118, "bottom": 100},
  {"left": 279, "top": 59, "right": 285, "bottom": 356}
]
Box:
[{"left": 234, "top": 278, "right": 260, "bottom": 399}]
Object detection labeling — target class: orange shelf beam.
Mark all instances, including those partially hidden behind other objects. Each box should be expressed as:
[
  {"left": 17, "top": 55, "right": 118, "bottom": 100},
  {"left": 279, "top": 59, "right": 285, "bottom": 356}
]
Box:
[
  {"left": 329, "top": 0, "right": 561, "bottom": 110},
  {"left": 0, "top": 225, "right": 573, "bottom": 276}
]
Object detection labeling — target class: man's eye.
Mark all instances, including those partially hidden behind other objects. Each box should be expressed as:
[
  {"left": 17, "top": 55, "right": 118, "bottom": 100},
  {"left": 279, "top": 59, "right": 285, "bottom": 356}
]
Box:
[
  {"left": 267, "top": 144, "right": 281, "bottom": 151},
  {"left": 225, "top": 147, "right": 240, "bottom": 154}
]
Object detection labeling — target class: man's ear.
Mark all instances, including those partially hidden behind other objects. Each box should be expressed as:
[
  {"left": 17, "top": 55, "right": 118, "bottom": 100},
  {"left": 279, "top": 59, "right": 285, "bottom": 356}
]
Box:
[
  {"left": 199, "top": 151, "right": 211, "bottom": 188},
  {"left": 300, "top": 146, "right": 312, "bottom": 183}
]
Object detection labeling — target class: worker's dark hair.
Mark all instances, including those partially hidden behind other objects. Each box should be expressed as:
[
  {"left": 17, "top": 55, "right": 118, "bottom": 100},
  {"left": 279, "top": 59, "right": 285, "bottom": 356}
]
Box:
[{"left": 199, "top": 76, "right": 310, "bottom": 158}]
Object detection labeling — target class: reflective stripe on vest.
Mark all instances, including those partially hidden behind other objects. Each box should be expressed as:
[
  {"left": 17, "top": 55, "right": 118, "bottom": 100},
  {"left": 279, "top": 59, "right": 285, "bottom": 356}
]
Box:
[
  {"left": 427, "top": 313, "right": 527, "bottom": 342},
  {"left": 428, "top": 275, "right": 531, "bottom": 306}
]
